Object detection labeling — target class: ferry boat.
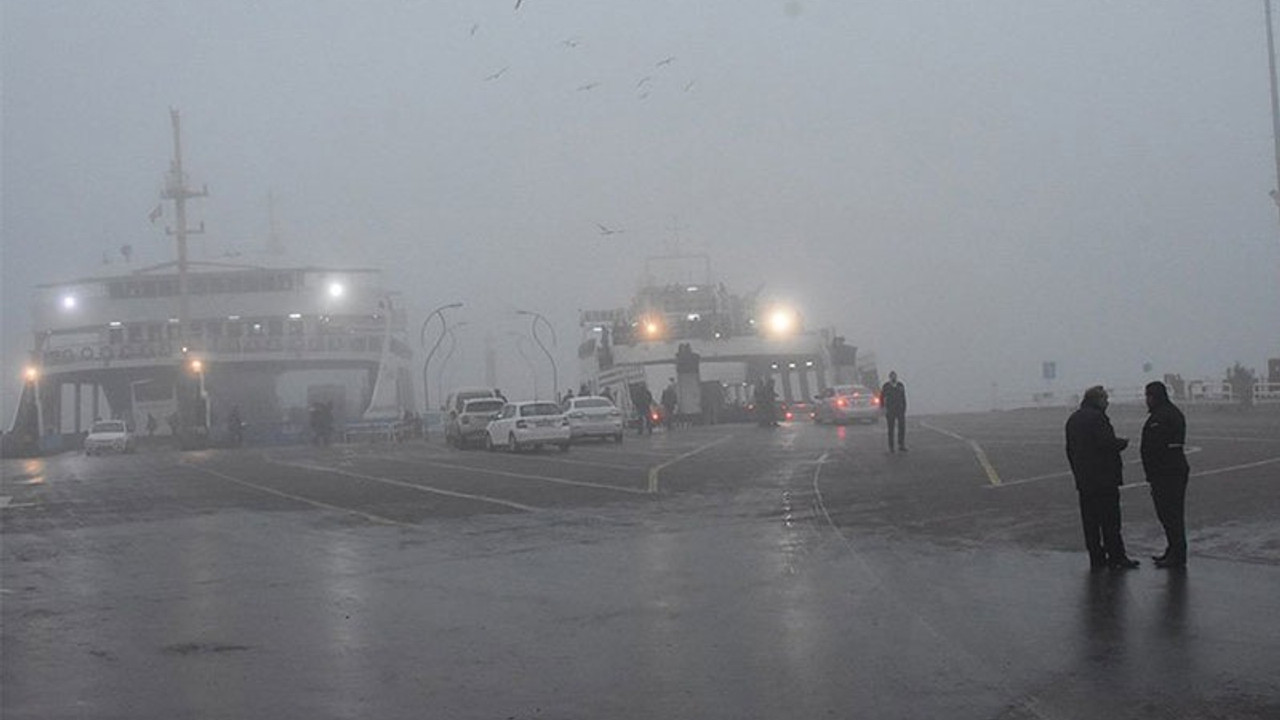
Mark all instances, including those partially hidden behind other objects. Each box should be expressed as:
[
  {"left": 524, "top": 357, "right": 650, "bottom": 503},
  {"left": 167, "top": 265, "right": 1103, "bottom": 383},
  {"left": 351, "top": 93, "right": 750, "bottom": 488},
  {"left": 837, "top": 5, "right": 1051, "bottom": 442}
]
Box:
[
  {"left": 5, "top": 112, "right": 413, "bottom": 455},
  {"left": 577, "top": 253, "right": 878, "bottom": 422}
]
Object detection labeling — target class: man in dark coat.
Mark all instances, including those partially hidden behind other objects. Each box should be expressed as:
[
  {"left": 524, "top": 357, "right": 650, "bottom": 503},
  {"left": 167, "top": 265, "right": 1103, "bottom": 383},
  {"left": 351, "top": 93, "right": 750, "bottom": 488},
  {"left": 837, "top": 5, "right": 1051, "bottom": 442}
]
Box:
[
  {"left": 1141, "top": 381, "right": 1190, "bottom": 569},
  {"left": 1065, "top": 385, "right": 1138, "bottom": 570},
  {"left": 629, "top": 382, "right": 654, "bottom": 436},
  {"left": 881, "top": 371, "right": 907, "bottom": 452}
]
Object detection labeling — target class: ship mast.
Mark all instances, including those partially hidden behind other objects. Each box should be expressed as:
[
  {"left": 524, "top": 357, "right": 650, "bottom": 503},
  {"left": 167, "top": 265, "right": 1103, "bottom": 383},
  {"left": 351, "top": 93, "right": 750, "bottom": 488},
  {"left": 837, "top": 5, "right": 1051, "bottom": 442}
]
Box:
[{"left": 161, "top": 108, "right": 207, "bottom": 349}]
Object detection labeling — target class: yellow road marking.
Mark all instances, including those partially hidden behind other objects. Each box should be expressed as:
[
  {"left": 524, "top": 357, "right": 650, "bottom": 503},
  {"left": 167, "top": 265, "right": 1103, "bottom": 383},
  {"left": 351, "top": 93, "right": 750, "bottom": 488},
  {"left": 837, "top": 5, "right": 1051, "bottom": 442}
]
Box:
[{"left": 921, "top": 422, "right": 1002, "bottom": 486}]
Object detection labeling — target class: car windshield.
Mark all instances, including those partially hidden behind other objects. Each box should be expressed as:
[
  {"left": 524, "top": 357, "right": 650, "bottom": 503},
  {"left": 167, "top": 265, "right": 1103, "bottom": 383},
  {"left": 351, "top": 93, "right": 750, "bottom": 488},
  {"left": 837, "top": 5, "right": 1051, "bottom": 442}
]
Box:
[
  {"left": 574, "top": 398, "right": 613, "bottom": 409},
  {"left": 90, "top": 421, "right": 125, "bottom": 433},
  {"left": 520, "top": 403, "right": 562, "bottom": 417},
  {"left": 464, "top": 399, "right": 504, "bottom": 413}
]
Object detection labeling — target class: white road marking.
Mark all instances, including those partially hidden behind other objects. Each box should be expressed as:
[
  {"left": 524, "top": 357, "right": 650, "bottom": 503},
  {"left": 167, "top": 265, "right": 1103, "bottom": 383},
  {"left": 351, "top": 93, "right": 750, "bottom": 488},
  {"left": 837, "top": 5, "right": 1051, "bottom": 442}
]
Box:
[
  {"left": 184, "top": 464, "right": 408, "bottom": 525},
  {"left": 273, "top": 460, "right": 550, "bottom": 509},
  {"left": 367, "top": 455, "right": 650, "bottom": 495},
  {"left": 646, "top": 435, "right": 735, "bottom": 494},
  {"left": 992, "top": 446, "right": 1205, "bottom": 489}
]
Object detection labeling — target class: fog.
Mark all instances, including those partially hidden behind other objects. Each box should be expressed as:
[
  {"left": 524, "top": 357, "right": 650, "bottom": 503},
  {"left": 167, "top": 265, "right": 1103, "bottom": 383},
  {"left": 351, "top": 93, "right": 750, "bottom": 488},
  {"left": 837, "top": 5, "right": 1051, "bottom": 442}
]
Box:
[{"left": 3, "top": 0, "right": 1278, "bottom": 417}]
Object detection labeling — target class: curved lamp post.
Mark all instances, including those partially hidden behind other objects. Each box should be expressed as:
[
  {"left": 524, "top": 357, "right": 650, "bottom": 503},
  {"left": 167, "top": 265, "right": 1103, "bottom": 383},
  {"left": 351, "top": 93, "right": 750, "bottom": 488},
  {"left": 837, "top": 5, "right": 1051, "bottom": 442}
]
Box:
[
  {"left": 436, "top": 321, "right": 469, "bottom": 407},
  {"left": 516, "top": 309, "right": 558, "bottom": 401},
  {"left": 421, "top": 302, "right": 463, "bottom": 412},
  {"left": 506, "top": 331, "right": 539, "bottom": 399}
]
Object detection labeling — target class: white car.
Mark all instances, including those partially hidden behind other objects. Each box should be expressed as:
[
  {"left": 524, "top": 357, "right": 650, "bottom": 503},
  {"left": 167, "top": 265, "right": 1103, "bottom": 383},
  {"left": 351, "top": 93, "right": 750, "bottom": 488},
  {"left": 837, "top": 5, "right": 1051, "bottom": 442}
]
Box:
[
  {"left": 84, "top": 420, "right": 136, "bottom": 455},
  {"left": 446, "top": 397, "right": 505, "bottom": 449},
  {"left": 813, "top": 384, "right": 881, "bottom": 425},
  {"left": 486, "top": 401, "right": 571, "bottom": 453},
  {"left": 562, "top": 395, "right": 624, "bottom": 443}
]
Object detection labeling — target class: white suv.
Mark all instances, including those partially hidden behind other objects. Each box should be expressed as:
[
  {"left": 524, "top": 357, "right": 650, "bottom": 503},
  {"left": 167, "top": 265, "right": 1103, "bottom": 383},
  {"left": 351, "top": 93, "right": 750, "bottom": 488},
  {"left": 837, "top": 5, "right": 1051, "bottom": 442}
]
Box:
[{"left": 562, "top": 396, "right": 624, "bottom": 443}]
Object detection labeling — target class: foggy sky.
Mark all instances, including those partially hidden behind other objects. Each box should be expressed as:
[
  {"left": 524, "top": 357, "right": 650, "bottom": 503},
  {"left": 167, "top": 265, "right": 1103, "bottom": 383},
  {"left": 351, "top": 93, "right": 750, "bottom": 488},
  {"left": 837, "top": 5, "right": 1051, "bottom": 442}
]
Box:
[{"left": 3, "top": 0, "right": 1278, "bottom": 416}]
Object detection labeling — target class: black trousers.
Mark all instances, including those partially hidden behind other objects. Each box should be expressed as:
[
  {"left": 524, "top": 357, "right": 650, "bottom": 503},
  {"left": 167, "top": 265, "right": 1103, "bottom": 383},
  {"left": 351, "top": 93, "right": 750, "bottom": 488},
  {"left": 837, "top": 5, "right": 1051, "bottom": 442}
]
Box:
[
  {"left": 1150, "top": 476, "right": 1188, "bottom": 562},
  {"left": 885, "top": 412, "right": 905, "bottom": 449},
  {"left": 1078, "top": 490, "right": 1127, "bottom": 566}
]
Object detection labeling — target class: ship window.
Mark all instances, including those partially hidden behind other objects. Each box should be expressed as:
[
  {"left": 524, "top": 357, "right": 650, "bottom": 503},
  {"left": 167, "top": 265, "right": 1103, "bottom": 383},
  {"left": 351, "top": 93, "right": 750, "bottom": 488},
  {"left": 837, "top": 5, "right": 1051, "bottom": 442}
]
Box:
[
  {"left": 140, "top": 280, "right": 158, "bottom": 298},
  {"left": 146, "top": 324, "right": 162, "bottom": 341},
  {"left": 108, "top": 282, "right": 126, "bottom": 299}
]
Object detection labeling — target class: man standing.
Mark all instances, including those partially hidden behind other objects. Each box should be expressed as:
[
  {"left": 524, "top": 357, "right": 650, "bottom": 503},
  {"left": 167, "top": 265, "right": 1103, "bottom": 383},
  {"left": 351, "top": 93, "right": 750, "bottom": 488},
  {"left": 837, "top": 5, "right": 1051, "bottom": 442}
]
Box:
[
  {"left": 661, "top": 378, "right": 678, "bottom": 431},
  {"left": 629, "top": 382, "right": 654, "bottom": 436},
  {"left": 1065, "top": 386, "right": 1138, "bottom": 570},
  {"left": 1141, "top": 381, "right": 1190, "bottom": 569},
  {"left": 881, "top": 371, "right": 907, "bottom": 452}
]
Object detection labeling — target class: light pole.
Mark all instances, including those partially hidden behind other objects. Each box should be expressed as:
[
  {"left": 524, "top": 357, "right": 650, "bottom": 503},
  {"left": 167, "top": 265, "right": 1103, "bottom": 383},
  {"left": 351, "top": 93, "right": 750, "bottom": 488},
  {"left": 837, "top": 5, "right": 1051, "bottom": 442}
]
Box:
[
  {"left": 1267, "top": 0, "right": 1280, "bottom": 232},
  {"left": 506, "top": 331, "right": 539, "bottom": 399},
  {"left": 420, "top": 302, "right": 462, "bottom": 411},
  {"left": 517, "top": 309, "right": 558, "bottom": 401},
  {"left": 436, "top": 322, "right": 469, "bottom": 406}
]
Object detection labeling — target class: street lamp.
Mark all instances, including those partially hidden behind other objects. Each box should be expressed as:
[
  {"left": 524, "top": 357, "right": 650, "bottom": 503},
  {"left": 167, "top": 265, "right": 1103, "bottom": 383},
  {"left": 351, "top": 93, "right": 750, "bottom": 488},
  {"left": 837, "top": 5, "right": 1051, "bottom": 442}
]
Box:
[
  {"left": 436, "top": 321, "right": 469, "bottom": 407},
  {"left": 516, "top": 309, "right": 558, "bottom": 401},
  {"left": 505, "top": 331, "right": 539, "bottom": 399},
  {"left": 420, "top": 302, "right": 463, "bottom": 411}
]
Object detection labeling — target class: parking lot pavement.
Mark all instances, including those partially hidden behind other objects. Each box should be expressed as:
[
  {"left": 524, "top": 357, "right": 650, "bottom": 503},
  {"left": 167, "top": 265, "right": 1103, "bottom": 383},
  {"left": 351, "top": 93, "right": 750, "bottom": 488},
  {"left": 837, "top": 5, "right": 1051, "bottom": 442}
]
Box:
[{"left": 3, "top": 408, "right": 1278, "bottom": 719}]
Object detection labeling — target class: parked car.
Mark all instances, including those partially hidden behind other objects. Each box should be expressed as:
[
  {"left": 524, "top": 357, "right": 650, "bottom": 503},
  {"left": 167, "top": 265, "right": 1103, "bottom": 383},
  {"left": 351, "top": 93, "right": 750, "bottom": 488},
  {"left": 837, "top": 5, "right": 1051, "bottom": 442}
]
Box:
[
  {"left": 813, "top": 385, "right": 881, "bottom": 424},
  {"left": 562, "top": 395, "right": 625, "bottom": 443},
  {"left": 486, "top": 401, "right": 571, "bottom": 452},
  {"left": 84, "top": 420, "right": 136, "bottom": 455},
  {"left": 781, "top": 400, "right": 814, "bottom": 422},
  {"left": 444, "top": 387, "right": 500, "bottom": 416},
  {"left": 445, "top": 397, "right": 505, "bottom": 449}
]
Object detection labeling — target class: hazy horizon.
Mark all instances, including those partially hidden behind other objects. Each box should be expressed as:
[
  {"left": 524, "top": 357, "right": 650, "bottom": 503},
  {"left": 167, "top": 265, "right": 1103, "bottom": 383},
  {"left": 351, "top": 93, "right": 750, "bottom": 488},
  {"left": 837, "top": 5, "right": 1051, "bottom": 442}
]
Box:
[{"left": 4, "top": 1, "right": 1278, "bottom": 420}]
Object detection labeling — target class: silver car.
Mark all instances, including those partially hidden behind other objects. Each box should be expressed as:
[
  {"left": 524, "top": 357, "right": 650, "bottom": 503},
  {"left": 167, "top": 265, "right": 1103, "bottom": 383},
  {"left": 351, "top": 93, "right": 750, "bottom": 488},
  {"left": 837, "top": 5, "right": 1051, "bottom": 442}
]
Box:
[
  {"left": 84, "top": 420, "right": 136, "bottom": 455},
  {"left": 446, "top": 397, "right": 505, "bottom": 449},
  {"left": 813, "top": 385, "right": 881, "bottom": 425}
]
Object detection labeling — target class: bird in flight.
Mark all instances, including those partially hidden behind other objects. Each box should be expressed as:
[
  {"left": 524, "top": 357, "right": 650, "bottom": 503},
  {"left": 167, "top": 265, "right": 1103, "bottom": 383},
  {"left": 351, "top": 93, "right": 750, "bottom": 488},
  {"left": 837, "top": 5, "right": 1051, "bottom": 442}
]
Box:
[
  {"left": 636, "top": 76, "right": 652, "bottom": 88},
  {"left": 683, "top": 80, "right": 696, "bottom": 92},
  {"left": 597, "top": 223, "right": 624, "bottom": 236},
  {"left": 515, "top": 0, "right": 524, "bottom": 9},
  {"left": 577, "top": 82, "right": 600, "bottom": 91},
  {"left": 470, "top": 23, "right": 480, "bottom": 36},
  {"left": 562, "top": 37, "right": 581, "bottom": 48},
  {"left": 485, "top": 66, "right": 509, "bottom": 81},
  {"left": 656, "top": 56, "right": 676, "bottom": 67}
]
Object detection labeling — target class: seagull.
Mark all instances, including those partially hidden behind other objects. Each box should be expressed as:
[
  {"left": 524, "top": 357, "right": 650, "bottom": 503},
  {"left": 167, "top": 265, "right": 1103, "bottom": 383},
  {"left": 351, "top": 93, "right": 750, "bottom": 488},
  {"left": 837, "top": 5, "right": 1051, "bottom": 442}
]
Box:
[
  {"left": 636, "top": 76, "right": 652, "bottom": 88},
  {"left": 683, "top": 79, "right": 696, "bottom": 92},
  {"left": 485, "top": 66, "right": 509, "bottom": 81},
  {"left": 515, "top": 0, "right": 523, "bottom": 9},
  {"left": 562, "top": 37, "right": 581, "bottom": 48},
  {"left": 656, "top": 56, "right": 676, "bottom": 67},
  {"left": 597, "top": 223, "right": 624, "bottom": 236},
  {"left": 577, "top": 82, "right": 600, "bottom": 91},
  {"left": 470, "top": 23, "right": 479, "bottom": 36}
]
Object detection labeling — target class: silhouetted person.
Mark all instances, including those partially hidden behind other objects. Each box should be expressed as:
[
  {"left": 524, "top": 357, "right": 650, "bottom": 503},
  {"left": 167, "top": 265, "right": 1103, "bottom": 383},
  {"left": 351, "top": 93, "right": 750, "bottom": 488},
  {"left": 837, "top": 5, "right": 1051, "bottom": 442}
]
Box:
[
  {"left": 227, "top": 407, "right": 244, "bottom": 447},
  {"left": 630, "top": 382, "right": 654, "bottom": 436},
  {"left": 661, "top": 378, "right": 678, "bottom": 430},
  {"left": 1066, "top": 385, "right": 1138, "bottom": 570},
  {"left": 881, "top": 371, "right": 907, "bottom": 452},
  {"left": 1142, "top": 381, "right": 1190, "bottom": 569},
  {"left": 754, "top": 378, "right": 778, "bottom": 427},
  {"left": 146, "top": 413, "right": 157, "bottom": 438}
]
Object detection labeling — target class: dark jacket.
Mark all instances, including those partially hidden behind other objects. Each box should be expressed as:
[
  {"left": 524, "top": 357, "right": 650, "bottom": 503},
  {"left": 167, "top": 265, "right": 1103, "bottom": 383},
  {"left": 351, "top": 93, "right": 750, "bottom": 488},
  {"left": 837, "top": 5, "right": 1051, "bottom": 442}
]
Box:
[
  {"left": 881, "top": 381, "right": 906, "bottom": 415},
  {"left": 1065, "top": 404, "right": 1128, "bottom": 494},
  {"left": 1141, "top": 399, "right": 1189, "bottom": 480}
]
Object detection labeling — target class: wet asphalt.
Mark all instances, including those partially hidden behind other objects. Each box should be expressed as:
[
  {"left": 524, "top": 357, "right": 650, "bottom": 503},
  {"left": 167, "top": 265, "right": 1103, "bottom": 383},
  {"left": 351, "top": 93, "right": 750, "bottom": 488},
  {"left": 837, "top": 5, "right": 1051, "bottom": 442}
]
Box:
[{"left": 3, "top": 405, "right": 1278, "bottom": 719}]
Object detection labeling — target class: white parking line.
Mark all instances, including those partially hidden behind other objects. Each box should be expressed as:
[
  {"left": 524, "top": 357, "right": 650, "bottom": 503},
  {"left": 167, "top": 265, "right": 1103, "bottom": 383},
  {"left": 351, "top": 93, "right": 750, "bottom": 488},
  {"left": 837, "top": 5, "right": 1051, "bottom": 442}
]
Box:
[
  {"left": 274, "top": 460, "right": 553, "bottom": 508},
  {"left": 325, "top": 455, "right": 649, "bottom": 496},
  {"left": 646, "top": 435, "right": 735, "bottom": 494},
  {"left": 185, "top": 463, "right": 409, "bottom": 525}
]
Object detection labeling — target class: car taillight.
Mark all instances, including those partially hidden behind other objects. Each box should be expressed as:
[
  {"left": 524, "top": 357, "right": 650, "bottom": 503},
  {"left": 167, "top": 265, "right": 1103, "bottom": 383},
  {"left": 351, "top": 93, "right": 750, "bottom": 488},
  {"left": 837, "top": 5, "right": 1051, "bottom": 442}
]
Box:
[
  {"left": 836, "top": 398, "right": 847, "bottom": 408},
  {"left": 872, "top": 397, "right": 880, "bottom": 406},
  {"left": 651, "top": 411, "right": 660, "bottom": 422},
  {"left": 785, "top": 411, "right": 794, "bottom": 420}
]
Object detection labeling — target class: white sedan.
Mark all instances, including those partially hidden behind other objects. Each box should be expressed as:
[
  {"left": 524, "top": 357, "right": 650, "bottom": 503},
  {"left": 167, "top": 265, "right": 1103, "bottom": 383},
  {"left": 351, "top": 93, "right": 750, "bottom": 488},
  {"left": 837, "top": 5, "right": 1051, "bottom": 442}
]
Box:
[
  {"left": 84, "top": 420, "right": 136, "bottom": 455},
  {"left": 563, "top": 395, "right": 624, "bottom": 443},
  {"left": 486, "top": 401, "right": 571, "bottom": 453}
]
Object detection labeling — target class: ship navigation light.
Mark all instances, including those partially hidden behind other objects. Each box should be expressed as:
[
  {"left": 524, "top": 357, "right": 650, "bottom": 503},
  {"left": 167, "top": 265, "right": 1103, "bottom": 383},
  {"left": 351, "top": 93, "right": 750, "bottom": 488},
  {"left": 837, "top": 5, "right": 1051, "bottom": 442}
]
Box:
[
  {"left": 23, "top": 365, "right": 39, "bottom": 382},
  {"left": 327, "top": 281, "right": 346, "bottom": 299},
  {"left": 61, "top": 294, "right": 77, "bottom": 310}
]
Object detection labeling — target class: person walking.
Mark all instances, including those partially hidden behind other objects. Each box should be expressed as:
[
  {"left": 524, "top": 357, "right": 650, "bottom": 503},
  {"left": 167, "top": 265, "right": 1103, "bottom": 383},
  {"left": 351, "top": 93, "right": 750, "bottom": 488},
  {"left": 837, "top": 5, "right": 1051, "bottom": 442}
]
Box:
[
  {"left": 661, "top": 378, "right": 678, "bottom": 431},
  {"left": 629, "top": 382, "right": 654, "bottom": 436},
  {"left": 1065, "top": 385, "right": 1139, "bottom": 570},
  {"left": 1141, "top": 381, "right": 1190, "bottom": 569},
  {"left": 881, "top": 371, "right": 907, "bottom": 452}
]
